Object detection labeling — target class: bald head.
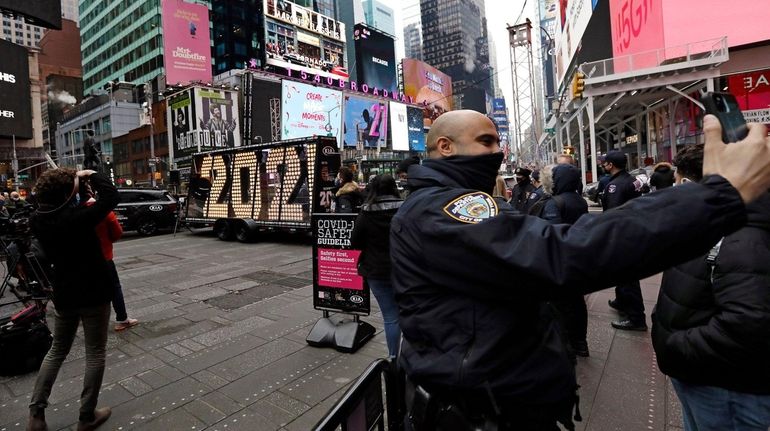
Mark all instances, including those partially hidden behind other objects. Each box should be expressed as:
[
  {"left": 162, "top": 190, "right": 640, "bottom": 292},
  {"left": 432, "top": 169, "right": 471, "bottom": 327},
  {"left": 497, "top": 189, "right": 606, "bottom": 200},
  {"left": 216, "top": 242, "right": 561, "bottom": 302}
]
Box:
[{"left": 426, "top": 110, "right": 500, "bottom": 158}]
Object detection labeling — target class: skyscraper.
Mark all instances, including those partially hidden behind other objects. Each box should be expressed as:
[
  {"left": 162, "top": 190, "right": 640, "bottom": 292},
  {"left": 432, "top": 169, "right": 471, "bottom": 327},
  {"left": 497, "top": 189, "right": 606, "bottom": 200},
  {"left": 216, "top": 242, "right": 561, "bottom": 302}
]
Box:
[
  {"left": 403, "top": 22, "right": 422, "bottom": 61},
  {"left": 80, "top": 0, "right": 167, "bottom": 95},
  {"left": 0, "top": 0, "right": 78, "bottom": 48},
  {"left": 361, "top": 0, "right": 394, "bottom": 36},
  {"left": 420, "top": 0, "right": 492, "bottom": 112},
  {"left": 211, "top": 0, "right": 262, "bottom": 73}
]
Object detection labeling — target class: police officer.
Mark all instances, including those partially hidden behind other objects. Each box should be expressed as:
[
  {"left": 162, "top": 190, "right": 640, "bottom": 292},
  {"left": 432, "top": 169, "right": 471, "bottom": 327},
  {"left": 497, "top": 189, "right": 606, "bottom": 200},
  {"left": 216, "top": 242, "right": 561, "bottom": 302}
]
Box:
[
  {"left": 509, "top": 167, "right": 536, "bottom": 211},
  {"left": 600, "top": 150, "right": 647, "bottom": 331},
  {"left": 390, "top": 110, "right": 770, "bottom": 430}
]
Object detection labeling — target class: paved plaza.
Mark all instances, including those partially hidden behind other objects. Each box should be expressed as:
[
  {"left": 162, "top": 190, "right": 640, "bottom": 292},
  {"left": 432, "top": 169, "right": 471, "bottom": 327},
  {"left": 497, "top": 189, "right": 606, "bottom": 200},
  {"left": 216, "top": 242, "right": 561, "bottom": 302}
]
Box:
[{"left": 1, "top": 230, "right": 684, "bottom": 430}]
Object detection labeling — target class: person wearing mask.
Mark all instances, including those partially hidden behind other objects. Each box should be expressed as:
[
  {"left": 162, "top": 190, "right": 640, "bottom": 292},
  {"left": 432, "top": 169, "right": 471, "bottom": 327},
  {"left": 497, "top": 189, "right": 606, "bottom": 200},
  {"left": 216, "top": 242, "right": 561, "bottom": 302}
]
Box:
[
  {"left": 600, "top": 150, "right": 647, "bottom": 331},
  {"left": 509, "top": 167, "right": 536, "bottom": 211},
  {"left": 652, "top": 143, "right": 770, "bottom": 430},
  {"left": 333, "top": 166, "right": 363, "bottom": 213},
  {"left": 523, "top": 170, "right": 544, "bottom": 213},
  {"left": 27, "top": 169, "right": 119, "bottom": 431},
  {"left": 350, "top": 175, "right": 404, "bottom": 358},
  {"left": 539, "top": 164, "right": 590, "bottom": 357},
  {"left": 390, "top": 110, "right": 770, "bottom": 430},
  {"left": 649, "top": 161, "right": 675, "bottom": 191}
]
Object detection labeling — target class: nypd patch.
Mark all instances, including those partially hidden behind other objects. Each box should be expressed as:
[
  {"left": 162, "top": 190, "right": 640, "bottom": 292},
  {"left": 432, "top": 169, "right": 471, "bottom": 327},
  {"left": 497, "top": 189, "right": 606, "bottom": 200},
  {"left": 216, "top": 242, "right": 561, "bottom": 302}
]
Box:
[
  {"left": 607, "top": 184, "right": 617, "bottom": 193},
  {"left": 443, "top": 192, "right": 498, "bottom": 224}
]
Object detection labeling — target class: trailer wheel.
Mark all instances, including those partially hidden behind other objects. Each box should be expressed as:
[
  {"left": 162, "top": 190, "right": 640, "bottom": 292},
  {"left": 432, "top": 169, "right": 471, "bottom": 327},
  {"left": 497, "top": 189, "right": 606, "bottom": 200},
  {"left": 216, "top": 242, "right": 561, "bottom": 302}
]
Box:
[
  {"left": 235, "top": 219, "right": 259, "bottom": 243},
  {"left": 214, "top": 220, "right": 234, "bottom": 241}
]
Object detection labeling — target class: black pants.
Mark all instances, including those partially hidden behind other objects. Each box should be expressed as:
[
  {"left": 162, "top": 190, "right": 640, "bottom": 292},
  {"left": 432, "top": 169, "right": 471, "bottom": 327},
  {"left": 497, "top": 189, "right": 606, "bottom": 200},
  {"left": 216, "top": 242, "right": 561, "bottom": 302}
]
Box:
[{"left": 615, "top": 280, "right": 645, "bottom": 324}]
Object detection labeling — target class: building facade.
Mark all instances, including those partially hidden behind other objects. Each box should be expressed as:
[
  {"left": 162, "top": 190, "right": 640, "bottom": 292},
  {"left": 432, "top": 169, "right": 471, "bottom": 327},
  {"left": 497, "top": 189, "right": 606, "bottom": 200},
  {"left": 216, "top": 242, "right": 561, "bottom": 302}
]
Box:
[
  {"left": 403, "top": 22, "right": 422, "bottom": 61},
  {"left": 420, "top": 0, "right": 492, "bottom": 112},
  {"left": 211, "top": 0, "right": 262, "bottom": 74},
  {"left": 79, "top": 0, "right": 166, "bottom": 95},
  {"left": 361, "top": 0, "right": 395, "bottom": 36}
]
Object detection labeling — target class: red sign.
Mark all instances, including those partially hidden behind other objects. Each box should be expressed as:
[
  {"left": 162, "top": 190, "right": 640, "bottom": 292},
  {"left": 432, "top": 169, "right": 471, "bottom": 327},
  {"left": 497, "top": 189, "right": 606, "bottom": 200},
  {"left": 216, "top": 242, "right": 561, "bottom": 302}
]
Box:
[
  {"left": 162, "top": 0, "right": 212, "bottom": 86},
  {"left": 728, "top": 69, "right": 770, "bottom": 125},
  {"left": 317, "top": 248, "right": 363, "bottom": 290},
  {"left": 609, "top": 0, "right": 663, "bottom": 72}
]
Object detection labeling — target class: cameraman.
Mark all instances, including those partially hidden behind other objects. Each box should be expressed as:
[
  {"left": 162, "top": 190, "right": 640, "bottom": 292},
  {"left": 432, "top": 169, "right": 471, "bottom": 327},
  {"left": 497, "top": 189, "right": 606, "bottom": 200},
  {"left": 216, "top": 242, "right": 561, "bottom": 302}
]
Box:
[{"left": 26, "top": 169, "right": 119, "bottom": 431}]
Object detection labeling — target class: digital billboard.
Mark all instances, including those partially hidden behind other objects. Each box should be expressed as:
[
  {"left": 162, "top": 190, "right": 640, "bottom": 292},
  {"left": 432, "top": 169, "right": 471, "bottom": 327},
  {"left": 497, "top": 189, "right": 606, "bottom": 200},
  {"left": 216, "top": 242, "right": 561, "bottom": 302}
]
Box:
[
  {"left": 167, "top": 88, "right": 197, "bottom": 165},
  {"left": 263, "top": 0, "right": 347, "bottom": 82},
  {"left": 354, "top": 24, "right": 398, "bottom": 94},
  {"left": 0, "top": 0, "right": 61, "bottom": 29},
  {"left": 281, "top": 81, "right": 343, "bottom": 143},
  {"left": 249, "top": 76, "right": 282, "bottom": 143},
  {"left": 389, "top": 102, "right": 409, "bottom": 152},
  {"left": 162, "top": 0, "right": 212, "bottom": 86},
  {"left": 492, "top": 98, "right": 506, "bottom": 112},
  {"left": 555, "top": 0, "right": 594, "bottom": 86},
  {"left": 402, "top": 58, "right": 452, "bottom": 129},
  {"left": 728, "top": 69, "right": 770, "bottom": 126},
  {"left": 407, "top": 106, "right": 425, "bottom": 152},
  {"left": 0, "top": 39, "right": 32, "bottom": 139},
  {"left": 342, "top": 95, "right": 388, "bottom": 149},
  {"left": 195, "top": 88, "right": 241, "bottom": 148}
]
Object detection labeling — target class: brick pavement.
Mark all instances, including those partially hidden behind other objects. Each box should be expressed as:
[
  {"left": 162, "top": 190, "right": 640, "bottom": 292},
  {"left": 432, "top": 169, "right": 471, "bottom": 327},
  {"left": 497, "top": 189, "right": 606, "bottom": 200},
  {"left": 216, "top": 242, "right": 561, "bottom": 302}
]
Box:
[{"left": 0, "top": 231, "right": 684, "bottom": 430}]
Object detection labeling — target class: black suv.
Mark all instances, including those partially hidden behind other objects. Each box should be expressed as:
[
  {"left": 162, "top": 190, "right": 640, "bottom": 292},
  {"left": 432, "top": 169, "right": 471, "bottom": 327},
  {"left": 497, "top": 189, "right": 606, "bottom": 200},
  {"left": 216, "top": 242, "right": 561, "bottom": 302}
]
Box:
[{"left": 115, "top": 189, "right": 178, "bottom": 235}]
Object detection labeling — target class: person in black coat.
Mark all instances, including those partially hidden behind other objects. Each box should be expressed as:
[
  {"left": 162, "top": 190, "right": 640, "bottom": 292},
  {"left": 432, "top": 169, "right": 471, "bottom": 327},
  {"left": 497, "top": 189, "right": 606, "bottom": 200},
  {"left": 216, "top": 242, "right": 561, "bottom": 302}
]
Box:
[
  {"left": 509, "top": 167, "right": 536, "bottom": 211},
  {"left": 350, "top": 175, "right": 404, "bottom": 357},
  {"left": 652, "top": 144, "right": 770, "bottom": 430},
  {"left": 333, "top": 166, "right": 364, "bottom": 213},
  {"left": 600, "top": 150, "right": 647, "bottom": 331},
  {"left": 27, "top": 169, "right": 119, "bottom": 431},
  {"left": 540, "top": 164, "right": 590, "bottom": 357},
  {"left": 649, "top": 162, "right": 675, "bottom": 191}
]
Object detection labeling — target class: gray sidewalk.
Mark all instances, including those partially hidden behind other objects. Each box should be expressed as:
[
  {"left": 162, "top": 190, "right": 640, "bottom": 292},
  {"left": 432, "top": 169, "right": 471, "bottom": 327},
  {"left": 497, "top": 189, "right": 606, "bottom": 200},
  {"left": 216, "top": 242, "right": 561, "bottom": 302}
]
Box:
[{"left": 0, "top": 232, "right": 683, "bottom": 430}]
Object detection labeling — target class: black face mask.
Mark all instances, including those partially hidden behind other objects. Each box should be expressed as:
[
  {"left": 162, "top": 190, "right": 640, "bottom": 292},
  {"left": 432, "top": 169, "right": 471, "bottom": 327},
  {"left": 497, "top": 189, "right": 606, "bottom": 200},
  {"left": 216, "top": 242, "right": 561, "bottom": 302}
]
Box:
[{"left": 436, "top": 152, "right": 504, "bottom": 194}]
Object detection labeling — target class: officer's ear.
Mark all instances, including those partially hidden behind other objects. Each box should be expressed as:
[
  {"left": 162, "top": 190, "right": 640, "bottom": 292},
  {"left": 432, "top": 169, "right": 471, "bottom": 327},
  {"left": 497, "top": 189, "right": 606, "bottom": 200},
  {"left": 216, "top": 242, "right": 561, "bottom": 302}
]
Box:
[{"left": 436, "top": 136, "right": 455, "bottom": 157}]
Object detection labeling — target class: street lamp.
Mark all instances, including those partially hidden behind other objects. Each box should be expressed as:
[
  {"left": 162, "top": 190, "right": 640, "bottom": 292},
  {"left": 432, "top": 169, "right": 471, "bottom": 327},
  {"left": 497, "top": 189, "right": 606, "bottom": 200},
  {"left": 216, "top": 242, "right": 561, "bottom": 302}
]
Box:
[{"left": 143, "top": 82, "right": 157, "bottom": 188}]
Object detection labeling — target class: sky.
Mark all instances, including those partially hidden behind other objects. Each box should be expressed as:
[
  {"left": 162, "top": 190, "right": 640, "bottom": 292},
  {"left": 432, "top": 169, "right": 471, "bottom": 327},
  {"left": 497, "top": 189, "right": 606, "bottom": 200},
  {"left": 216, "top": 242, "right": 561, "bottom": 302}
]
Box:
[{"left": 391, "top": 0, "right": 533, "bottom": 113}]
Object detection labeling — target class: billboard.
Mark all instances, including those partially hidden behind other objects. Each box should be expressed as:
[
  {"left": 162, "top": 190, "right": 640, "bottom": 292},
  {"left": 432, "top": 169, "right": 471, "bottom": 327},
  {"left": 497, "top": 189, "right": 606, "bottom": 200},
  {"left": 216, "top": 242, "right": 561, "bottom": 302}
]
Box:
[
  {"left": 728, "top": 69, "right": 770, "bottom": 126},
  {"left": 0, "top": 0, "right": 61, "bottom": 29},
  {"left": 492, "top": 98, "right": 506, "bottom": 112},
  {"left": 342, "top": 95, "right": 388, "bottom": 149},
  {"left": 555, "top": 0, "right": 594, "bottom": 86},
  {"left": 281, "top": 81, "right": 343, "bottom": 143},
  {"left": 0, "top": 39, "right": 32, "bottom": 139},
  {"left": 162, "top": 0, "right": 212, "bottom": 86},
  {"left": 407, "top": 106, "right": 425, "bottom": 152},
  {"left": 402, "top": 58, "right": 452, "bottom": 129},
  {"left": 263, "top": 0, "right": 347, "bottom": 81},
  {"left": 167, "top": 87, "right": 240, "bottom": 166},
  {"left": 354, "top": 24, "right": 398, "bottom": 93},
  {"left": 249, "top": 76, "right": 282, "bottom": 142},
  {"left": 389, "top": 102, "right": 409, "bottom": 152}
]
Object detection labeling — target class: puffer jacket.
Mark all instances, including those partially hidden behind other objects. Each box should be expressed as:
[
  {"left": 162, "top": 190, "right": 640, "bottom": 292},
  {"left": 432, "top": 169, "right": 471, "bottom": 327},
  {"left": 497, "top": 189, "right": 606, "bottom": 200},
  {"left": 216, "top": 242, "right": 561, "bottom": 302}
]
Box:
[
  {"left": 652, "top": 193, "right": 770, "bottom": 395},
  {"left": 350, "top": 195, "right": 403, "bottom": 279},
  {"left": 334, "top": 182, "right": 364, "bottom": 213},
  {"left": 541, "top": 165, "right": 588, "bottom": 224}
]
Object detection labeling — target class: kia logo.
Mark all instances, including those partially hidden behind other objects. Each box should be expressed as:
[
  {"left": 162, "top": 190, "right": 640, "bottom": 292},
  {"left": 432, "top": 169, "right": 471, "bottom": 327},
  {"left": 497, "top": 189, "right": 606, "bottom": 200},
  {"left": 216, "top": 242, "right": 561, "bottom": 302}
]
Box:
[
  {"left": 350, "top": 295, "right": 364, "bottom": 304},
  {"left": 148, "top": 205, "right": 163, "bottom": 211},
  {"left": 322, "top": 146, "right": 335, "bottom": 155}
]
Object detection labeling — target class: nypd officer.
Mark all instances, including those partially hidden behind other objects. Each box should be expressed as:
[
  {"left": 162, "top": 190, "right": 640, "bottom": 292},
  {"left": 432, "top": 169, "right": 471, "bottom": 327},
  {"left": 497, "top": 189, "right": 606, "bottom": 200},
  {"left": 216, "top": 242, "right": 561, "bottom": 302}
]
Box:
[{"left": 391, "top": 110, "right": 770, "bottom": 430}]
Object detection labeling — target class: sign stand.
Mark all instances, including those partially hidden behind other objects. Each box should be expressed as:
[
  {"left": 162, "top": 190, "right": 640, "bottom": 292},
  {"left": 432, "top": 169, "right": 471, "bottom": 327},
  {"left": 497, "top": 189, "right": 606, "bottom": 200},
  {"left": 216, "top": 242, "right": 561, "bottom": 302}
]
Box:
[
  {"left": 306, "top": 213, "right": 375, "bottom": 353},
  {"left": 306, "top": 310, "right": 375, "bottom": 353}
]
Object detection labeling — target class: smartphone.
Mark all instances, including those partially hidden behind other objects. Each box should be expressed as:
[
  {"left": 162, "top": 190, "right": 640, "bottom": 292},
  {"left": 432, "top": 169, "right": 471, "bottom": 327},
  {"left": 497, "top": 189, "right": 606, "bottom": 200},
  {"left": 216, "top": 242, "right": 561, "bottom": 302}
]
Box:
[{"left": 701, "top": 92, "right": 749, "bottom": 143}]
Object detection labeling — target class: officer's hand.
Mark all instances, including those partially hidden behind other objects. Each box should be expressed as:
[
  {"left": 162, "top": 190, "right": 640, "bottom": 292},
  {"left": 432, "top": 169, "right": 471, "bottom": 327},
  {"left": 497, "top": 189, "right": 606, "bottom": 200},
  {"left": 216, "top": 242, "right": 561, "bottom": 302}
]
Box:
[{"left": 702, "top": 114, "right": 770, "bottom": 203}]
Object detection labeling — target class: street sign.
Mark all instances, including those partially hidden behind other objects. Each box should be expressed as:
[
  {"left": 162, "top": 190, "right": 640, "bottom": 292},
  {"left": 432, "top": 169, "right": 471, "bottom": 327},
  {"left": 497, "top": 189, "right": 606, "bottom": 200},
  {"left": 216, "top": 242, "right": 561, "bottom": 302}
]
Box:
[{"left": 17, "top": 174, "right": 28, "bottom": 179}]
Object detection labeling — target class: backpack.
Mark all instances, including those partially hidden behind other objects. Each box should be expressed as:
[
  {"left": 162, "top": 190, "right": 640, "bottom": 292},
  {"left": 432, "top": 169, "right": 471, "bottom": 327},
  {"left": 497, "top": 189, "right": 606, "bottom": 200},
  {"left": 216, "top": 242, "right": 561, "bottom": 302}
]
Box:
[
  {"left": 0, "top": 316, "right": 52, "bottom": 376},
  {"left": 527, "top": 194, "right": 565, "bottom": 218}
]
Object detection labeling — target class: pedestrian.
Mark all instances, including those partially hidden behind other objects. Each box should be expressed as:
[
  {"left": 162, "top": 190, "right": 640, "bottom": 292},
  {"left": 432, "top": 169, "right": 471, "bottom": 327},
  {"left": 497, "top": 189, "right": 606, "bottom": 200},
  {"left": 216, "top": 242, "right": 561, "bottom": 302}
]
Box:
[
  {"left": 350, "top": 175, "right": 403, "bottom": 358},
  {"left": 539, "top": 164, "right": 590, "bottom": 357},
  {"left": 509, "top": 166, "right": 536, "bottom": 211},
  {"left": 652, "top": 143, "right": 770, "bottom": 431},
  {"left": 396, "top": 155, "right": 420, "bottom": 198},
  {"left": 600, "top": 150, "right": 647, "bottom": 331},
  {"left": 27, "top": 169, "right": 119, "bottom": 431},
  {"left": 523, "top": 169, "right": 544, "bottom": 213},
  {"left": 492, "top": 175, "right": 507, "bottom": 199},
  {"left": 7, "top": 191, "right": 32, "bottom": 216},
  {"left": 557, "top": 154, "right": 575, "bottom": 165},
  {"left": 333, "top": 166, "right": 364, "bottom": 213},
  {"left": 82, "top": 187, "right": 139, "bottom": 332},
  {"left": 649, "top": 161, "right": 675, "bottom": 191},
  {"left": 390, "top": 110, "right": 770, "bottom": 430}
]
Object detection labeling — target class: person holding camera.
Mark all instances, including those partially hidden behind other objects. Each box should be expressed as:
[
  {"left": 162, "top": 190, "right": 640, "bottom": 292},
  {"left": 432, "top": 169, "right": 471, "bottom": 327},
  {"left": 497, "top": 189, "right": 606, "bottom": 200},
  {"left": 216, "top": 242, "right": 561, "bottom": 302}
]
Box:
[{"left": 26, "top": 169, "right": 119, "bottom": 431}]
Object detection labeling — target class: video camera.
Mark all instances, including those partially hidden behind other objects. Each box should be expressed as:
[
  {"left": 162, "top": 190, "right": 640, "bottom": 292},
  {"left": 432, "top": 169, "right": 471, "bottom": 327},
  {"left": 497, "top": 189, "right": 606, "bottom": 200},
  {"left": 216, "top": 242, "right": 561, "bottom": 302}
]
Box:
[{"left": 0, "top": 207, "right": 34, "bottom": 239}]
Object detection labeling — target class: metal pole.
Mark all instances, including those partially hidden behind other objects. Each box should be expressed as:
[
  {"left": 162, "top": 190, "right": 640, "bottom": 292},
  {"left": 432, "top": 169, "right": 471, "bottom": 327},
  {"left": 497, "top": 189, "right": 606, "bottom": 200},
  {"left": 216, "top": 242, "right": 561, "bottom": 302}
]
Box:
[
  {"left": 11, "top": 135, "right": 18, "bottom": 192},
  {"left": 146, "top": 82, "right": 157, "bottom": 188}
]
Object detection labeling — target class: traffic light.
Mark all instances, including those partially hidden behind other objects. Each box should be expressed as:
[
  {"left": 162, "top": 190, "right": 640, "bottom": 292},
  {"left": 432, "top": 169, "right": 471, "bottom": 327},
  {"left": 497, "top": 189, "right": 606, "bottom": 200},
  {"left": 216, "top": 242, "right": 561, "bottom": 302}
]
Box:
[
  {"left": 6, "top": 179, "right": 12, "bottom": 190},
  {"left": 563, "top": 146, "right": 575, "bottom": 155},
  {"left": 571, "top": 72, "right": 586, "bottom": 99}
]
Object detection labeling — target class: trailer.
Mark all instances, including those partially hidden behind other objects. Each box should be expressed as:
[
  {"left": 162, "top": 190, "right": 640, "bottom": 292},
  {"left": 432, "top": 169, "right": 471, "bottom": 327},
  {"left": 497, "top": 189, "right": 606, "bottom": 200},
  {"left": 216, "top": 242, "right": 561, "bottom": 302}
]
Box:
[{"left": 183, "top": 136, "right": 341, "bottom": 241}]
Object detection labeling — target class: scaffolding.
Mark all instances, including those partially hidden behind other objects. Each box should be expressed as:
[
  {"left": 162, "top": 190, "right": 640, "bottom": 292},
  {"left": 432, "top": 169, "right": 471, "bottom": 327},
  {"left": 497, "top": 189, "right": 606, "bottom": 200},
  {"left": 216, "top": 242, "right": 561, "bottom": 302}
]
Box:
[{"left": 508, "top": 19, "right": 540, "bottom": 165}]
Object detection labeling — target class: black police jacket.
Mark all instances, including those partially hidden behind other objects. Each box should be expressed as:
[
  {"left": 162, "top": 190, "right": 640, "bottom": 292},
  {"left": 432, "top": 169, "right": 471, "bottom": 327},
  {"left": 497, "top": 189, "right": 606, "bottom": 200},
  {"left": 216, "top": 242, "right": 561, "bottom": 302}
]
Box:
[
  {"left": 600, "top": 170, "right": 641, "bottom": 210},
  {"left": 652, "top": 193, "right": 770, "bottom": 395},
  {"left": 510, "top": 181, "right": 536, "bottom": 211},
  {"left": 391, "top": 159, "right": 746, "bottom": 405}
]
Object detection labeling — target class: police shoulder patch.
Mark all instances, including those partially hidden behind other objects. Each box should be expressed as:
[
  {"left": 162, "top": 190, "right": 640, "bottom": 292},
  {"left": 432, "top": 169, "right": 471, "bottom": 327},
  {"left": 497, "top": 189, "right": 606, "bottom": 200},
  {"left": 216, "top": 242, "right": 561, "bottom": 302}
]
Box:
[
  {"left": 607, "top": 184, "right": 617, "bottom": 193},
  {"left": 443, "top": 192, "right": 498, "bottom": 224}
]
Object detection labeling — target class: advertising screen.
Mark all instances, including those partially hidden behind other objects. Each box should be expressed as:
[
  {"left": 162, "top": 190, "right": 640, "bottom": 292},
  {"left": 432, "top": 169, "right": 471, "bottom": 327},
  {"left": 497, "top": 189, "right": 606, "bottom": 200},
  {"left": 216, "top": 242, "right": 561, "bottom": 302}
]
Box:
[
  {"left": 402, "top": 58, "right": 452, "bottom": 129},
  {"left": 609, "top": 0, "right": 664, "bottom": 72},
  {"left": 555, "top": 0, "right": 593, "bottom": 86},
  {"left": 195, "top": 88, "right": 241, "bottom": 148},
  {"left": 167, "top": 88, "right": 197, "bottom": 165},
  {"left": 281, "top": 81, "right": 343, "bottom": 143},
  {"left": 492, "top": 98, "right": 506, "bottom": 112},
  {"left": 162, "top": 0, "right": 212, "bottom": 86},
  {"left": 342, "top": 95, "right": 388, "bottom": 149},
  {"left": 354, "top": 24, "right": 398, "bottom": 93},
  {"left": 661, "top": 0, "right": 770, "bottom": 50},
  {"left": 728, "top": 69, "right": 770, "bottom": 126},
  {"left": 389, "top": 102, "right": 409, "bottom": 152},
  {"left": 407, "top": 106, "right": 425, "bottom": 152},
  {"left": 0, "top": 0, "right": 61, "bottom": 29},
  {"left": 264, "top": 0, "right": 347, "bottom": 82},
  {"left": 0, "top": 39, "right": 32, "bottom": 139},
  {"left": 249, "top": 76, "right": 282, "bottom": 142}
]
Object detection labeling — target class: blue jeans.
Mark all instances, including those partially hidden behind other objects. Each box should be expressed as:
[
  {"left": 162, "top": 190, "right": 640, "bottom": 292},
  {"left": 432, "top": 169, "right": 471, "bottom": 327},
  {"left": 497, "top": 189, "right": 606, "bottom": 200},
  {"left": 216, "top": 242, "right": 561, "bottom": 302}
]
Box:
[
  {"left": 367, "top": 277, "right": 401, "bottom": 358},
  {"left": 672, "top": 378, "right": 770, "bottom": 431},
  {"left": 107, "top": 260, "right": 128, "bottom": 322}
]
